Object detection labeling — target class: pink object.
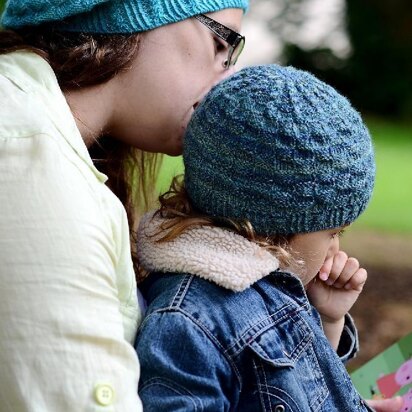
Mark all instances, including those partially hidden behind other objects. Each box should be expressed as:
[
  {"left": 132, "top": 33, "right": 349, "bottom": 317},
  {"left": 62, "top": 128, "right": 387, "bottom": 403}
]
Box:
[
  {"left": 377, "top": 359, "right": 412, "bottom": 398},
  {"left": 377, "top": 373, "right": 401, "bottom": 398},
  {"left": 400, "top": 388, "right": 412, "bottom": 412},
  {"left": 396, "top": 360, "right": 412, "bottom": 387}
]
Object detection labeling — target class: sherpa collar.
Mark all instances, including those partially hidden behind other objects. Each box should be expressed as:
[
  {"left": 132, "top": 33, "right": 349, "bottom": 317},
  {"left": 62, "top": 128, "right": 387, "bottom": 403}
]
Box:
[{"left": 137, "top": 212, "right": 279, "bottom": 292}]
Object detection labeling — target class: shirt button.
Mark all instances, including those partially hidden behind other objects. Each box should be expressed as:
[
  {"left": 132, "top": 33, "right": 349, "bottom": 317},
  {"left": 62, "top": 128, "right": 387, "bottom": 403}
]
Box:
[
  {"left": 94, "top": 383, "right": 115, "bottom": 406},
  {"left": 275, "top": 405, "right": 285, "bottom": 412}
]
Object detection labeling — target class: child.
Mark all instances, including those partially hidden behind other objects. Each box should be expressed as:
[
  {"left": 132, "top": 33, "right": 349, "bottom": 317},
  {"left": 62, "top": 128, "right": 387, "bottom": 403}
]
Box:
[{"left": 135, "top": 65, "right": 376, "bottom": 411}]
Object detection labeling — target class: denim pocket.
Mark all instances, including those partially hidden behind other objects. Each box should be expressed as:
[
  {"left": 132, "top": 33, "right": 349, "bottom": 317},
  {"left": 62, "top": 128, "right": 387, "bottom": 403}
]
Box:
[{"left": 246, "top": 311, "right": 329, "bottom": 411}]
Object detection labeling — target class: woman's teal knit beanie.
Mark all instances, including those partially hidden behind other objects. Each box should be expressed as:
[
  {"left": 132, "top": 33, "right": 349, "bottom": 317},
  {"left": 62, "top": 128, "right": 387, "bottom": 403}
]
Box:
[
  {"left": 1, "top": 0, "right": 248, "bottom": 33},
  {"left": 184, "top": 65, "right": 376, "bottom": 236}
]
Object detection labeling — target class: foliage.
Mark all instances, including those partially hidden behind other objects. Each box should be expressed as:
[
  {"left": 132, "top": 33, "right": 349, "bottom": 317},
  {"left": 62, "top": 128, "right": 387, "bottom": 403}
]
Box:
[{"left": 281, "top": 0, "right": 412, "bottom": 119}]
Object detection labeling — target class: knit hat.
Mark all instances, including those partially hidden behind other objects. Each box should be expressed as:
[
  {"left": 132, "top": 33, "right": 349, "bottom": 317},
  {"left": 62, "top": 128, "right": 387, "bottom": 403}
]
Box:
[
  {"left": 184, "top": 65, "right": 376, "bottom": 236},
  {"left": 1, "top": 0, "right": 248, "bottom": 33}
]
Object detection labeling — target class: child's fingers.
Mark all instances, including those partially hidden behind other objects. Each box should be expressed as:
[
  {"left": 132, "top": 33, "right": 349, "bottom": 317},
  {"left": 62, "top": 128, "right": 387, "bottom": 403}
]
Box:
[
  {"left": 333, "top": 257, "right": 360, "bottom": 288},
  {"left": 319, "top": 256, "right": 333, "bottom": 281},
  {"left": 325, "top": 251, "right": 348, "bottom": 285},
  {"left": 343, "top": 268, "right": 367, "bottom": 291},
  {"left": 366, "top": 396, "right": 403, "bottom": 412}
]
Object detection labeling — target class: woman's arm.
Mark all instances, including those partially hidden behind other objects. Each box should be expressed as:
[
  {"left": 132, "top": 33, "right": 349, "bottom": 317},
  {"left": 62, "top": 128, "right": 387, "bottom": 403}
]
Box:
[{"left": 0, "top": 133, "right": 141, "bottom": 411}]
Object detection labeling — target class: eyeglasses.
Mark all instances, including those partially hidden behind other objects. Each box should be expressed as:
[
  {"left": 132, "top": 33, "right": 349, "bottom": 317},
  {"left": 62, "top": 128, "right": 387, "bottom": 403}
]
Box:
[{"left": 194, "top": 14, "right": 245, "bottom": 69}]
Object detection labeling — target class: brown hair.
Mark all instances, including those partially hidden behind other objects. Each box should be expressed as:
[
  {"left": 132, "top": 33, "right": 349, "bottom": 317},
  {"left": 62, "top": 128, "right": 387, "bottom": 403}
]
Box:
[
  {"left": 142, "top": 175, "right": 296, "bottom": 279},
  {"left": 0, "top": 28, "right": 162, "bottom": 272}
]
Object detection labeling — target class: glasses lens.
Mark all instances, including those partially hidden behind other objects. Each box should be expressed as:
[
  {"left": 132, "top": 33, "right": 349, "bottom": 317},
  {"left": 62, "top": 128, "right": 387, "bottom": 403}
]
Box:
[{"left": 230, "top": 37, "right": 245, "bottom": 66}]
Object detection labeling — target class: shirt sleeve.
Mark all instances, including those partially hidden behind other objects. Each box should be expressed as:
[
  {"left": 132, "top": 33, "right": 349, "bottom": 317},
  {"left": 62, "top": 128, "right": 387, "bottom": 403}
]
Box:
[
  {"left": 136, "top": 309, "right": 238, "bottom": 411},
  {"left": 337, "top": 313, "right": 360, "bottom": 363},
  {"left": 0, "top": 133, "right": 142, "bottom": 411}
]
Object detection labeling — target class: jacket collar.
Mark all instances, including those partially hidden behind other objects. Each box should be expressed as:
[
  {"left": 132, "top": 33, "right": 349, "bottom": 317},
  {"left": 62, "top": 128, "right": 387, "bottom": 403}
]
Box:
[{"left": 137, "top": 212, "right": 279, "bottom": 292}]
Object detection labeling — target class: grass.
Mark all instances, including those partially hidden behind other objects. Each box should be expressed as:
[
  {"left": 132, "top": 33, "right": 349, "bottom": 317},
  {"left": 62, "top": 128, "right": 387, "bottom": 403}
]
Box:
[
  {"left": 353, "top": 118, "right": 412, "bottom": 234},
  {"left": 158, "top": 117, "right": 412, "bottom": 234}
]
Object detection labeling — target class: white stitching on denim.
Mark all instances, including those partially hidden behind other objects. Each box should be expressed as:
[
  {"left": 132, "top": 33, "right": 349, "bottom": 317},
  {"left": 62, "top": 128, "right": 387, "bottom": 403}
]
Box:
[
  {"left": 260, "top": 358, "right": 274, "bottom": 412},
  {"left": 226, "top": 308, "right": 312, "bottom": 362},
  {"left": 140, "top": 377, "right": 202, "bottom": 411},
  {"left": 225, "top": 306, "right": 294, "bottom": 356},
  {"left": 258, "top": 389, "right": 298, "bottom": 411},
  {"left": 251, "top": 329, "right": 312, "bottom": 366},
  {"left": 176, "top": 307, "right": 243, "bottom": 387},
  {"left": 307, "top": 343, "right": 329, "bottom": 411},
  {"left": 138, "top": 295, "right": 243, "bottom": 388},
  {"left": 170, "top": 274, "right": 194, "bottom": 308},
  {"left": 253, "top": 358, "right": 268, "bottom": 412}
]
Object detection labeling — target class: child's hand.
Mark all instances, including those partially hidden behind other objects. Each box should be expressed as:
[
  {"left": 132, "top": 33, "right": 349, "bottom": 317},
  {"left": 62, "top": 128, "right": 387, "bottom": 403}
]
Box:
[
  {"left": 306, "top": 250, "right": 367, "bottom": 322},
  {"left": 366, "top": 397, "right": 404, "bottom": 412}
]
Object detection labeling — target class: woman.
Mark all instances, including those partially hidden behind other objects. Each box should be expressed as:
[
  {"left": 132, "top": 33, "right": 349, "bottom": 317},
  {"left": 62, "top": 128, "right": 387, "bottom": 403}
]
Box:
[{"left": 0, "top": 1, "right": 247, "bottom": 410}]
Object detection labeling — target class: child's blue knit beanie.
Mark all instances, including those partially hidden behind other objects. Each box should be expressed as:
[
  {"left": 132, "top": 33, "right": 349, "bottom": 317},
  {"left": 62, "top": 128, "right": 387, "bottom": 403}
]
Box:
[
  {"left": 184, "top": 65, "right": 376, "bottom": 235},
  {"left": 1, "top": 0, "right": 248, "bottom": 33}
]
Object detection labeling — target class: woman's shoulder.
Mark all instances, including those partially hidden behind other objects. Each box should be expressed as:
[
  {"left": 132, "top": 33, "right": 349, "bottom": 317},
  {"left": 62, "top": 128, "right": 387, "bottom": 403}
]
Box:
[{"left": 0, "top": 75, "right": 53, "bottom": 141}]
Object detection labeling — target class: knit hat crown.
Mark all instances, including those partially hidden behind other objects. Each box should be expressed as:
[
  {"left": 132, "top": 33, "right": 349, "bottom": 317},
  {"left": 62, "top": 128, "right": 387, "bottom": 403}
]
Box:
[
  {"left": 184, "top": 65, "right": 376, "bottom": 235},
  {"left": 1, "top": 0, "right": 248, "bottom": 33}
]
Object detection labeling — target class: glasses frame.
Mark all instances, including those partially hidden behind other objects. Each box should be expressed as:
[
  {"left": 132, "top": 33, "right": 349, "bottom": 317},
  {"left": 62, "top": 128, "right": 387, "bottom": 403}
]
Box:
[{"left": 194, "top": 14, "right": 245, "bottom": 69}]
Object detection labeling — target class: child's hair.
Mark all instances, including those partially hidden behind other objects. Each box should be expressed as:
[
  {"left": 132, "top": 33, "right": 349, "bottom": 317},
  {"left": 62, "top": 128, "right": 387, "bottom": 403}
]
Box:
[
  {"left": 154, "top": 175, "right": 294, "bottom": 265},
  {"left": 147, "top": 65, "right": 375, "bottom": 275}
]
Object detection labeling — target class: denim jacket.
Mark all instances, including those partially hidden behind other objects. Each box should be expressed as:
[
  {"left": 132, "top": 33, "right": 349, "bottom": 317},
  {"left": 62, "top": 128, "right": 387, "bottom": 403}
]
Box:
[{"left": 135, "top": 213, "right": 373, "bottom": 411}]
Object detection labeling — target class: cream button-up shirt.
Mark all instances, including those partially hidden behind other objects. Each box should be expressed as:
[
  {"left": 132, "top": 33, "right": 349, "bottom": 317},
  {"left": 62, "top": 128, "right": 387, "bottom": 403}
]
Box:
[{"left": 0, "top": 51, "right": 142, "bottom": 411}]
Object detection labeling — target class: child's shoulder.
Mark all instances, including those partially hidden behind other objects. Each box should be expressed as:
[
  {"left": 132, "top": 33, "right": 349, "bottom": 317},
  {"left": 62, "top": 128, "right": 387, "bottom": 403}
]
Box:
[{"left": 140, "top": 270, "right": 311, "bottom": 349}]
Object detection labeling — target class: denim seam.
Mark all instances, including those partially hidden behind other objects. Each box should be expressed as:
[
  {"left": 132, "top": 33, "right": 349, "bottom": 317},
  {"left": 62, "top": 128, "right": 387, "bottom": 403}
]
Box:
[
  {"left": 228, "top": 306, "right": 310, "bottom": 359},
  {"left": 274, "top": 273, "right": 311, "bottom": 311},
  {"left": 261, "top": 359, "right": 274, "bottom": 412},
  {"left": 263, "top": 384, "right": 322, "bottom": 411},
  {"left": 278, "top": 285, "right": 311, "bottom": 312},
  {"left": 150, "top": 306, "right": 243, "bottom": 388},
  {"left": 252, "top": 329, "right": 311, "bottom": 366},
  {"left": 312, "top": 356, "right": 329, "bottom": 410},
  {"left": 181, "top": 307, "right": 243, "bottom": 386},
  {"left": 258, "top": 389, "right": 299, "bottom": 411},
  {"left": 140, "top": 377, "right": 203, "bottom": 411},
  {"left": 299, "top": 342, "right": 329, "bottom": 411},
  {"left": 169, "top": 274, "right": 194, "bottom": 309},
  {"left": 253, "top": 358, "right": 268, "bottom": 412},
  {"left": 225, "top": 305, "right": 294, "bottom": 356},
  {"left": 282, "top": 315, "right": 314, "bottom": 360}
]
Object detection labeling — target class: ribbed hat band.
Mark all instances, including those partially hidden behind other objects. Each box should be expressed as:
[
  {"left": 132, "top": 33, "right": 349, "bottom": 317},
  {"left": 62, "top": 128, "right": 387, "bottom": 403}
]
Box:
[{"left": 2, "top": 0, "right": 249, "bottom": 33}]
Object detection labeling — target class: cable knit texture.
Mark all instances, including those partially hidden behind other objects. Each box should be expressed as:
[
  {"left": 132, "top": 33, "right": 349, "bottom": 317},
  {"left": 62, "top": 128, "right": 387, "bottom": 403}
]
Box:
[
  {"left": 1, "top": 0, "right": 249, "bottom": 33},
  {"left": 137, "top": 212, "right": 279, "bottom": 292},
  {"left": 184, "top": 65, "right": 376, "bottom": 235}
]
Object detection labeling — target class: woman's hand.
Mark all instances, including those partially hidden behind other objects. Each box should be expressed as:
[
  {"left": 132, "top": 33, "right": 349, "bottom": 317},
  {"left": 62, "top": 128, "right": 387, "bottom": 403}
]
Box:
[{"left": 307, "top": 250, "right": 367, "bottom": 322}]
